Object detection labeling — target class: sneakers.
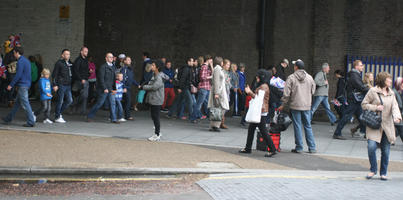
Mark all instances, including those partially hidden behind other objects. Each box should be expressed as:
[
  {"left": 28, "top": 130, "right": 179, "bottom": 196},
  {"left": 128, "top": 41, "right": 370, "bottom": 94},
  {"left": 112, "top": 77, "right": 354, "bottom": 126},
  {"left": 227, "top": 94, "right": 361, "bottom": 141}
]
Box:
[
  {"left": 55, "top": 116, "right": 66, "bottom": 123},
  {"left": 43, "top": 119, "right": 53, "bottom": 124},
  {"left": 32, "top": 112, "right": 37, "bottom": 122},
  {"left": 148, "top": 134, "right": 161, "bottom": 141},
  {"left": 118, "top": 118, "right": 127, "bottom": 122}
]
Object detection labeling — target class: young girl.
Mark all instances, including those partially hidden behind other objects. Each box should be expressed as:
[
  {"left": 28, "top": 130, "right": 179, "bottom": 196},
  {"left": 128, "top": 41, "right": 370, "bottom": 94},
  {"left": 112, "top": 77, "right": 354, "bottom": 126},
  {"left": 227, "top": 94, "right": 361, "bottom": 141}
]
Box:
[
  {"left": 142, "top": 60, "right": 165, "bottom": 141},
  {"left": 34, "top": 68, "right": 53, "bottom": 123}
]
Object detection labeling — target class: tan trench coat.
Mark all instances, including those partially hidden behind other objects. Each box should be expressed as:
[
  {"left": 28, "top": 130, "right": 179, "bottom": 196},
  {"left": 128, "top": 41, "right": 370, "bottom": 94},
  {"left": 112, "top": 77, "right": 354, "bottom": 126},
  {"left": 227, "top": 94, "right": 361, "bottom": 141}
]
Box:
[
  {"left": 361, "top": 87, "right": 402, "bottom": 143},
  {"left": 208, "top": 65, "right": 229, "bottom": 111}
]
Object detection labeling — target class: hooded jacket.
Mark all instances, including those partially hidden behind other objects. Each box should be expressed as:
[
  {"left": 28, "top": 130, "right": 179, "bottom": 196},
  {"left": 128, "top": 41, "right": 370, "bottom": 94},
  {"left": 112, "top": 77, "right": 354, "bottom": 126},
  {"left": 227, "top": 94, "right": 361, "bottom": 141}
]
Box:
[{"left": 281, "top": 69, "right": 316, "bottom": 111}]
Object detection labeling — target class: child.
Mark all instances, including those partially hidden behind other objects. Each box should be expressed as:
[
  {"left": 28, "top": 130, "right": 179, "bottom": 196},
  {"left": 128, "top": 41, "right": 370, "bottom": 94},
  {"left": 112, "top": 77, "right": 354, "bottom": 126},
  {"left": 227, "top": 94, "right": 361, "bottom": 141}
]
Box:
[
  {"left": 115, "top": 72, "right": 126, "bottom": 122},
  {"left": 142, "top": 60, "right": 164, "bottom": 141},
  {"left": 34, "top": 69, "right": 53, "bottom": 123}
]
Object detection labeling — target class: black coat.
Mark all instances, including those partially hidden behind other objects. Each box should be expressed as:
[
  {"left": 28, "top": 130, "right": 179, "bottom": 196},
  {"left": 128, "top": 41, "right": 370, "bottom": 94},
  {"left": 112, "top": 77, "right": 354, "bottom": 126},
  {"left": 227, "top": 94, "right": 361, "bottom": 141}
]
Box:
[
  {"left": 178, "top": 65, "right": 192, "bottom": 90},
  {"left": 97, "top": 63, "right": 116, "bottom": 92},
  {"left": 275, "top": 64, "right": 286, "bottom": 81},
  {"left": 73, "top": 56, "right": 89, "bottom": 81},
  {"left": 335, "top": 77, "right": 346, "bottom": 99},
  {"left": 52, "top": 59, "right": 72, "bottom": 86},
  {"left": 346, "top": 70, "right": 369, "bottom": 103}
]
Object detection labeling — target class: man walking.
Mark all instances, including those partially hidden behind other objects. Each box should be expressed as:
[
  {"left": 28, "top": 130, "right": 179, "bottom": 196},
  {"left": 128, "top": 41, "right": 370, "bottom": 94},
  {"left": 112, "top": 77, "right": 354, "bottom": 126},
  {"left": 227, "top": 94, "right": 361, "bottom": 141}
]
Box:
[
  {"left": 87, "top": 53, "right": 118, "bottom": 123},
  {"left": 190, "top": 55, "right": 212, "bottom": 123},
  {"left": 52, "top": 49, "right": 74, "bottom": 123},
  {"left": 333, "top": 60, "right": 369, "bottom": 139},
  {"left": 2, "top": 46, "right": 36, "bottom": 127},
  {"left": 72, "top": 47, "right": 89, "bottom": 115},
  {"left": 278, "top": 59, "right": 317, "bottom": 153},
  {"left": 311, "top": 63, "right": 337, "bottom": 125}
]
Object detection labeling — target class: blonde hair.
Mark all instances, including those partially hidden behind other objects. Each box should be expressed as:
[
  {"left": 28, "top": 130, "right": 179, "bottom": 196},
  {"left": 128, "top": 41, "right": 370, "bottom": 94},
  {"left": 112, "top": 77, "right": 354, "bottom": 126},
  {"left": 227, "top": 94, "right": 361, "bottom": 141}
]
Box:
[
  {"left": 41, "top": 68, "right": 50, "bottom": 76},
  {"left": 363, "top": 72, "right": 374, "bottom": 87},
  {"left": 230, "top": 63, "right": 238, "bottom": 72}
]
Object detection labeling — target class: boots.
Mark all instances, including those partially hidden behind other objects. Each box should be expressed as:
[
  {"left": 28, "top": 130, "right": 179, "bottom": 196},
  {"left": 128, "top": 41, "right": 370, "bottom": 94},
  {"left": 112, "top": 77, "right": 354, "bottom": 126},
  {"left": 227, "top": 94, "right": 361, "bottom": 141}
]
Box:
[{"left": 220, "top": 115, "right": 228, "bottom": 129}]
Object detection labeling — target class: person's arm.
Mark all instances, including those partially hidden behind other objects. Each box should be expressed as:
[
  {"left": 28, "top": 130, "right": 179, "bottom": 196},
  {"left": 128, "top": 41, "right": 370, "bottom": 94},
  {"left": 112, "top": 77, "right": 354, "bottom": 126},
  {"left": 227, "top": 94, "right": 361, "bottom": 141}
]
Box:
[
  {"left": 9, "top": 60, "right": 23, "bottom": 87},
  {"left": 361, "top": 89, "right": 378, "bottom": 111},
  {"left": 281, "top": 77, "right": 292, "bottom": 105},
  {"left": 213, "top": 68, "right": 220, "bottom": 95},
  {"left": 51, "top": 62, "right": 60, "bottom": 86},
  {"left": 72, "top": 57, "right": 82, "bottom": 81},
  {"left": 391, "top": 95, "right": 402, "bottom": 122},
  {"left": 143, "top": 75, "right": 164, "bottom": 91},
  {"left": 314, "top": 72, "right": 326, "bottom": 86},
  {"left": 98, "top": 64, "right": 106, "bottom": 91},
  {"left": 350, "top": 73, "right": 368, "bottom": 93},
  {"left": 311, "top": 77, "right": 316, "bottom": 95}
]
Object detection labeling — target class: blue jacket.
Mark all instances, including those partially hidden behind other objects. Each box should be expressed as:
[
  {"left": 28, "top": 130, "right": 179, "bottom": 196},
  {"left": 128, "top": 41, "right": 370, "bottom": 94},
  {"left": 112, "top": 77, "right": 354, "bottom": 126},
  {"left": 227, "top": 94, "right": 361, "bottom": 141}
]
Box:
[
  {"left": 162, "top": 68, "right": 174, "bottom": 88},
  {"left": 39, "top": 77, "right": 52, "bottom": 101},
  {"left": 10, "top": 55, "right": 31, "bottom": 87},
  {"left": 238, "top": 70, "right": 246, "bottom": 91},
  {"left": 121, "top": 66, "right": 139, "bottom": 89}
]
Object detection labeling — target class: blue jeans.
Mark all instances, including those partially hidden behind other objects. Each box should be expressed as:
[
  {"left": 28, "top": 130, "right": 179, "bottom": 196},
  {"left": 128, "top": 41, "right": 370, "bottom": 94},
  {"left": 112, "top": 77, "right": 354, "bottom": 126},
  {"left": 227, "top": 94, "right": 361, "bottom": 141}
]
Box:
[
  {"left": 116, "top": 99, "right": 123, "bottom": 119},
  {"left": 190, "top": 89, "right": 209, "bottom": 121},
  {"left": 3, "top": 87, "right": 35, "bottom": 126},
  {"left": 311, "top": 96, "right": 337, "bottom": 123},
  {"left": 368, "top": 133, "right": 390, "bottom": 176},
  {"left": 55, "top": 85, "right": 73, "bottom": 119},
  {"left": 290, "top": 109, "right": 316, "bottom": 151},
  {"left": 168, "top": 89, "right": 193, "bottom": 118},
  {"left": 87, "top": 91, "right": 116, "bottom": 121},
  {"left": 334, "top": 101, "right": 365, "bottom": 136}
]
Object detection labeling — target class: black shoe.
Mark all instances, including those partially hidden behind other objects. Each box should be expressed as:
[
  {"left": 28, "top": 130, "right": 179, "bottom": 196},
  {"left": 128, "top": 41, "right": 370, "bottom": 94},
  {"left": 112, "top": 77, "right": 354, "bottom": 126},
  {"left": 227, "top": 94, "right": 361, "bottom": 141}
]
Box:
[
  {"left": 22, "top": 124, "right": 34, "bottom": 127},
  {"left": 112, "top": 121, "right": 120, "bottom": 124},
  {"left": 309, "top": 149, "right": 317, "bottom": 154},
  {"left": 331, "top": 122, "right": 335, "bottom": 126},
  {"left": 209, "top": 127, "right": 220, "bottom": 132},
  {"left": 238, "top": 148, "right": 251, "bottom": 154},
  {"left": 333, "top": 135, "right": 347, "bottom": 140},
  {"left": 291, "top": 149, "right": 302, "bottom": 153},
  {"left": 264, "top": 151, "right": 277, "bottom": 157}
]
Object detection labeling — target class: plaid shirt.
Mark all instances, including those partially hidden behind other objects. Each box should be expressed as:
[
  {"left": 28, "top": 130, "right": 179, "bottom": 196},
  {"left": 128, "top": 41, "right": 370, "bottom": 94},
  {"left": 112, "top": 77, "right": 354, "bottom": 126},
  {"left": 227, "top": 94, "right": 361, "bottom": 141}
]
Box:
[{"left": 198, "top": 64, "right": 211, "bottom": 90}]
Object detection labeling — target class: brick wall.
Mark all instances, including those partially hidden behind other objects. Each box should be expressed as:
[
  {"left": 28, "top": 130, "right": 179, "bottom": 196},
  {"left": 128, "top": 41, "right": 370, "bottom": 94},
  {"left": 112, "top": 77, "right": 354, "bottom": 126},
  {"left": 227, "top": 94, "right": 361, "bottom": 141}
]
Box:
[{"left": 0, "top": 0, "right": 85, "bottom": 70}]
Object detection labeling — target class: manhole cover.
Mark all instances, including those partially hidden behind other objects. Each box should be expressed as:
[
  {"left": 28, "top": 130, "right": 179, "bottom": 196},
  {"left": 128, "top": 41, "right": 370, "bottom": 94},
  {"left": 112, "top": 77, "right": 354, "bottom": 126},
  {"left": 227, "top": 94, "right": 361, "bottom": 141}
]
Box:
[{"left": 197, "top": 162, "right": 240, "bottom": 169}]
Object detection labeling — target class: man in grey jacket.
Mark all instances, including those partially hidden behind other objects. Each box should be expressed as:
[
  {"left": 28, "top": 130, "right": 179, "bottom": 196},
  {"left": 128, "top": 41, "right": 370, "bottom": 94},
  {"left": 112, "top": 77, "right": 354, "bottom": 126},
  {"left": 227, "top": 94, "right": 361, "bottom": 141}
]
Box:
[
  {"left": 278, "top": 59, "right": 317, "bottom": 153},
  {"left": 311, "top": 63, "right": 337, "bottom": 125}
]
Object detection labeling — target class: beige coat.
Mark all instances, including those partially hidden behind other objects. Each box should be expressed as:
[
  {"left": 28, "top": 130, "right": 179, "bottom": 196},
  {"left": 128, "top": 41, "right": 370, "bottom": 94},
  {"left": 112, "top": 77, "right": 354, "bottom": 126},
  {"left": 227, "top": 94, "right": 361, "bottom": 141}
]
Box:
[
  {"left": 361, "top": 87, "right": 402, "bottom": 143},
  {"left": 281, "top": 70, "right": 316, "bottom": 111},
  {"left": 208, "top": 65, "right": 229, "bottom": 111}
]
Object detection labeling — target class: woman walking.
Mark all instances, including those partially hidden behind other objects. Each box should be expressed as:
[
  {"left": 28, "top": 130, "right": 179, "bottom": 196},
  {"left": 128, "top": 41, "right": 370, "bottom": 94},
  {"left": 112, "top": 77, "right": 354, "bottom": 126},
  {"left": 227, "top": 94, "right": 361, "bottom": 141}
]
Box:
[
  {"left": 208, "top": 57, "right": 229, "bottom": 132},
  {"left": 362, "top": 72, "right": 401, "bottom": 180},
  {"left": 238, "top": 69, "right": 277, "bottom": 157},
  {"left": 392, "top": 77, "right": 403, "bottom": 143}
]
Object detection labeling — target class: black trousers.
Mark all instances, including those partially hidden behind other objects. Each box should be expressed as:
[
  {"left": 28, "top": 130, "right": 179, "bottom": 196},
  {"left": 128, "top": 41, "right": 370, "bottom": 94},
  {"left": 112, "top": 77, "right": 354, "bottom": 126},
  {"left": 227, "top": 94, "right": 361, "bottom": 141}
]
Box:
[
  {"left": 123, "top": 90, "right": 132, "bottom": 118},
  {"left": 245, "top": 116, "right": 276, "bottom": 152},
  {"left": 238, "top": 91, "right": 246, "bottom": 113},
  {"left": 150, "top": 105, "right": 161, "bottom": 135},
  {"left": 35, "top": 100, "right": 51, "bottom": 119}
]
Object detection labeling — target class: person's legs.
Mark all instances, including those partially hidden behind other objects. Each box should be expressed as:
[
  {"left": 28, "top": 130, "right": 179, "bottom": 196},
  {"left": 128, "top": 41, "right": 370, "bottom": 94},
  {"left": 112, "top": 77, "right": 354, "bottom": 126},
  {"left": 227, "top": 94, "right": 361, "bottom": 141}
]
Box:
[
  {"left": 301, "top": 110, "right": 316, "bottom": 151},
  {"left": 168, "top": 92, "right": 183, "bottom": 117},
  {"left": 190, "top": 89, "right": 208, "bottom": 121},
  {"left": 202, "top": 90, "right": 210, "bottom": 116},
  {"left": 3, "top": 88, "right": 22, "bottom": 122},
  {"left": 150, "top": 105, "right": 161, "bottom": 135},
  {"left": 167, "top": 88, "right": 175, "bottom": 108},
  {"left": 321, "top": 96, "right": 337, "bottom": 123},
  {"left": 60, "top": 86, "right": 73, "bottom": 116},
  {"left": 245, "top": 122, "right": 258, "bottom": 150},
  {"left": 87, "top": 92, "right": 108, "bottom": 119},
  {"left": 116, "top": 99, "right": 123, "bottom": 119},
  {"left": 55, "top": 86, "right": 66, "bottom": 119},
  {"left": 238, "top": 91, "right": 245, "bottom": 114},
  {"left": 16, "top": 87, "right": 35, "bottom": 125},
  {"left": 258, "top": 116, "right": 276, "bottom": 152},
  {"left": 78, "top": 81, "right": 89, "bottom": 114},
  {"left": 108, "top": 93, "right": 117, "bottom": 122},
  {"left": 34, "top": 100, "right": 46, "bottom": 118},
  {"left": 310, "top": 96, "right": 323, "bottom": 119},
  {"left": 334, "top": 103, "right": 357, "bottom": 136},
  {"left": 162, "top": 88, "right": 169, "bottom": 109},
  {"left": 290, "top": 109, "right": 304, "bottom": 151},
  {"left": 183, "top": 90, "right": 194, "bottom": 117},
  {"left": 45, "top": 100, "right": 51, "bottom": 119},
  {"left": 354, "top": 105, "right": 366, "bottom": 134},
  {"left": 367, "top": 139, "right": 378, "bottom": 174},
  {"left": 379, "top": 132, "right": 391, "bottom": 176},
  {"left": 123, "top": 90, "right": 132, "bottom": 119}
]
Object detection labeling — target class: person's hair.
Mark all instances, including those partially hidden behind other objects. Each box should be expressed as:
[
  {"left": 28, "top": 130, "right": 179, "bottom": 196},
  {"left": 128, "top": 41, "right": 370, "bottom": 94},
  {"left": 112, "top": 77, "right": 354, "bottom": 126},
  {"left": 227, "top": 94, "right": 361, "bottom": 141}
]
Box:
[
  {"left": 61, "top": 49, "right": 70, "bottom": 54},
  {"left": 13, "top": 46, "right": 24, "bottom": 55},
  {"left": 28, "top": 56, "right": 36, "bottom": 63},
  {"left": 334, "top": 69, "right": 344, "bottom": 76},
  {"left": 214, "top": 56, "right": 223, "bottom": 66},
  {"left": 395, "top": 77, "right": 403, "bottom": 92},
  {"left": 197, "top": 56, "right": 204, "bottom": 66},
  {"left": 363, "top": 72, "right": 374, "bottom": 86},
  {"left": 41, "top": 68, "right": 50, "bottom": 76},
  {"left": 375, "top": 72, "right": 392, "bottom": 88},
  {"left": 80, "top": 46, "right": 88, "bottom": 51},
  {"left": 186, "top": 57, "right": 193, "bottom": 63},
  {"left": 230, "top": 63, "right": 238, "bottom": 72},
  {"left": 204, "top": 54, "right": 212, "bottom": 61},
  {"left": 353, "top": 60, "right": 362, "bottom": 68},
  {"left": 223, "top": 59, "right": 230, "bottom": 66},
  {"left": 143, "top": 52, "right": 150, "bottom": 58},
  {"left": 124, "top": 56, "right": 131, "bottom": 61},
  {"left": 116, "top": 72, "right": 123, "bottom": 77},
  {"left": 151, "top": 60, "right": 163, "bottom": 71}
]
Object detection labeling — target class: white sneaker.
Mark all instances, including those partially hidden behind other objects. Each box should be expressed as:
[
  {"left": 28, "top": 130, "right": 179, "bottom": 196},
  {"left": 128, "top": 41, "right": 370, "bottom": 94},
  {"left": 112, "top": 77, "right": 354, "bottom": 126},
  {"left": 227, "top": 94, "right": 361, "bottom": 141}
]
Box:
[
  {"left": 55, "top": 117, "right": 66, "bottom": 123},
  {"left": 118, "top": 118, "right": 127, "bottom": 122},
  {"left": 32, "top": 112, "right": 36, "bottom": 122},
  {"left": 43, "top": 119, "right": 53, "bottom": 124},
  {"left": 148, "top": 134, "right": 161, "bottom": 141}
]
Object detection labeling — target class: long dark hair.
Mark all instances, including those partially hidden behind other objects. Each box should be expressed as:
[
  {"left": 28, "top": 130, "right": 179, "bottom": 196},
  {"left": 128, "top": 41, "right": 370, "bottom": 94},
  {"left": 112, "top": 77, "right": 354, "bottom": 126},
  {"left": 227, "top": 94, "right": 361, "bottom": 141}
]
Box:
[{"left": 252, "top": 69, "right": 272, "bottom": 90}]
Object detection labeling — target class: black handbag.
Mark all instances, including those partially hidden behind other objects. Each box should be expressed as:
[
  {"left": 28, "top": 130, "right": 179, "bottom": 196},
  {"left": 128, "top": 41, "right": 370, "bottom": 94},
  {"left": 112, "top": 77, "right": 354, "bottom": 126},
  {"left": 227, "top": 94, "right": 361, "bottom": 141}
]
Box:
[{"left": 359, "top": 93, "right": 383, "bottom": 129}]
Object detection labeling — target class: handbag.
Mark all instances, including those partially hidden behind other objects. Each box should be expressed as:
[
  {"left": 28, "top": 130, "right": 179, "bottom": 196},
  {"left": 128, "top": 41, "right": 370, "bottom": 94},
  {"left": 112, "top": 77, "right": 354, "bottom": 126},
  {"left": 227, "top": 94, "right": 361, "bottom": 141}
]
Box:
[
  {"left": 209, "top": 98, "right": 222, "bottom": 121},
  {"left": 245, "top": 90, "right": 265, "bottom": 123},
  {"left": 137, "top": 90, "right": 146, "bottom": 104},
  {"left": 191, "top": 84, "right": 198, "bottom": 94},
  {"left": 359, "top": 93, "right": 383, "bottom": 129}
]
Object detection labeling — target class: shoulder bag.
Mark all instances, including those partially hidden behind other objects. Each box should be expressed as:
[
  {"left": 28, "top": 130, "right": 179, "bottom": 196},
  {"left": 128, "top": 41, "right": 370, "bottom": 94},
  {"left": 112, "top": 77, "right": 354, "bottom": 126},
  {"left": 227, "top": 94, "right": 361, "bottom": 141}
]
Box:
[{"left": 359, "top": 93, "right": 383, "bottom": 129}]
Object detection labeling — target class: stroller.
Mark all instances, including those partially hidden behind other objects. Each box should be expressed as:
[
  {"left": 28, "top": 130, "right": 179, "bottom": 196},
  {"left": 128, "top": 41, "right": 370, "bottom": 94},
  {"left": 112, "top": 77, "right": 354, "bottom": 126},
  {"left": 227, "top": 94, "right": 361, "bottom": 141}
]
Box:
[{"left": 256, "top": 110, "right": 292, "bottom": 152}]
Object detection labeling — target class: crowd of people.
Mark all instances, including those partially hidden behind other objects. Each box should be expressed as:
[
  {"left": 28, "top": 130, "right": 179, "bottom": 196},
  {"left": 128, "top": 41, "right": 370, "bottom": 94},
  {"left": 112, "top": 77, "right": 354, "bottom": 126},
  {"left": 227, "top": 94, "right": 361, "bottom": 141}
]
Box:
[{"left": 1, "top": 34, "right": 403, "bottom": 179}]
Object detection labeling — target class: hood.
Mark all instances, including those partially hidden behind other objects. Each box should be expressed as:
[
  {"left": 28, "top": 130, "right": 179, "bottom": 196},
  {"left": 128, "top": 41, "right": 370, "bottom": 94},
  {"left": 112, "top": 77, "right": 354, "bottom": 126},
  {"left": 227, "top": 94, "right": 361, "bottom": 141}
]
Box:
[{"left": 294, "top": 70, "right": 307, "bottom": 81}]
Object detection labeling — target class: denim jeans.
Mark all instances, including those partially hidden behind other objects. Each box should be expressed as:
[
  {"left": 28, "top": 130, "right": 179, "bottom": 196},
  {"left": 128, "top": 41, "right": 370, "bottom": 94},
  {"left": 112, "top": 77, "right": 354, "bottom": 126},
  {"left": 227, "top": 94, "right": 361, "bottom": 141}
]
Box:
[
  {"left": 55, "top": 85, "right": 73, "bottom": 119},
  {"left": 367, "top": 133, "right": 390, "bottom": 176},
  {"left": 168, "top": 89, "right": 193, "bottom": 117},
  {"left": 190, "top": 89, "right": 209, "bottom": 121},
  {"left": 334, "top": 101, "right": 365, "bottom": 136},
  {"left": 35, "top": 100, "right": 51, "bottom": 120},
  {"left": 290, "top": 109, "right": 316, "bottom": 151},
  {"left": 116, "top": 99, "right": 123, "bottom": 119},
  {"left": 3, "top": 86, "right": 35, "bottom": 126},
  {"left": 87, "top": 91, "right": 117, "bottom": 121},
  {"left": 73, "top": 80, "right": 89, "bottom": 114},
  {"left": 311, "top": 96, "right": 337, "bottom": 123}
]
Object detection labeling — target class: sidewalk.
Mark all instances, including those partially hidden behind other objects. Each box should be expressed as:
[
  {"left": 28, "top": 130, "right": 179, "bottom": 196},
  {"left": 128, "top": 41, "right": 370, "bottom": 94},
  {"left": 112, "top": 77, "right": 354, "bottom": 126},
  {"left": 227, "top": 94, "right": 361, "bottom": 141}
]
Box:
[{"left": 1, "top": 105, "right": 402, "bottom": 162}]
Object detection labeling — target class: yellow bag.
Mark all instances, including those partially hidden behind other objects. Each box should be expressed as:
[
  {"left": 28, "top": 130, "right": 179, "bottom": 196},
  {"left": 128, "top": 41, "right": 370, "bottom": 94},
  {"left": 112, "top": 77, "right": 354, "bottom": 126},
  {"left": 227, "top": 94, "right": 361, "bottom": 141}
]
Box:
[{"left": 7, "top": 61, "right": 17, "bottom": 74}]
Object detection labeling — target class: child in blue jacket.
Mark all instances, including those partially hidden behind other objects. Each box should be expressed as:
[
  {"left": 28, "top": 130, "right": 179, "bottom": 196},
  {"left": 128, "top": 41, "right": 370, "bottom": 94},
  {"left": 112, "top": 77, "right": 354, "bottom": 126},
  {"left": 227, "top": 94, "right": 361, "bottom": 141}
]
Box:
[{"left": 34, "top": 68, "right": 53, "bottom": 123}]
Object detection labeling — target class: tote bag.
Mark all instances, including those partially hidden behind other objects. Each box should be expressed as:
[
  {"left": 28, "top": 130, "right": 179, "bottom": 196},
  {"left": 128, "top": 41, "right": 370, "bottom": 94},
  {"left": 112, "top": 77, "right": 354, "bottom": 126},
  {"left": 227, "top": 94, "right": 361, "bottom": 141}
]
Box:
[
  {"left": 245, "top": 90, "right": 265, "bottom": 123},
  {"left": 137, "top": 90, "right": 146, "bottom": 104}
]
